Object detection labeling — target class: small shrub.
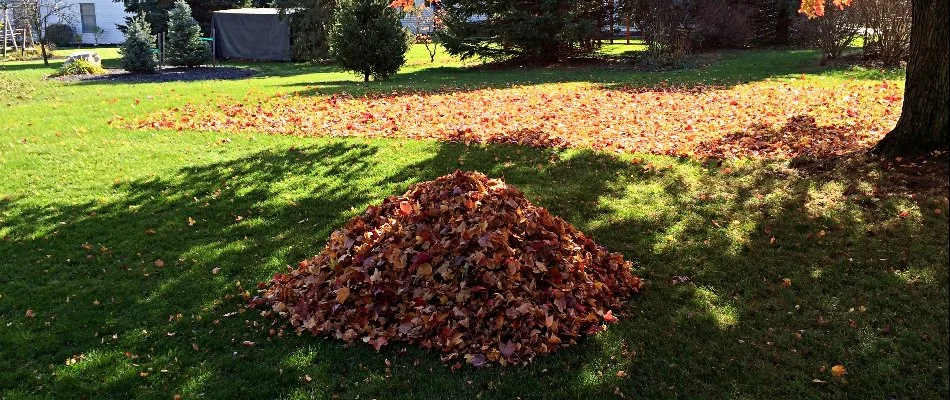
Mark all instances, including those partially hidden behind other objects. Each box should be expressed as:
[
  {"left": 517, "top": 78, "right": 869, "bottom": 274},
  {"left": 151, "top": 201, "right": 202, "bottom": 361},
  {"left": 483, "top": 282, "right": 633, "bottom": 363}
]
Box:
[
  {"left": 165, "top": 0, "right": 210, "bottom": 67},
  {"left": 693, "top": 0, "right": 754, "bottom": 49},
  {"left": 855, "top": 0, "right": 911, "bottom": 66},
  {"left": 50, "top": 59, "right": 106, "bottom": 77},
  {"left": 329, "top": 0, "right": 408, "bottom": 82},
  {"left": 120, "top": 16, "right": 158, "bottom": 74},
  {"left": 791, "top": 0, "right": 860, "bottom": 60},
  {"left": 45, "top": 23, "right": 76, "bottom": 47}
]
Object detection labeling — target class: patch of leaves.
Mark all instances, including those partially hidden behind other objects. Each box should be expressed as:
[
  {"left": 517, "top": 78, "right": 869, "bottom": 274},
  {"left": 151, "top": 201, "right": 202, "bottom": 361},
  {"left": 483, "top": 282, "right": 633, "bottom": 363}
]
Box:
[
  {"left": 119, "top": 80, "right": 902, "bottom": 159},
  {"left": 251, "top": 171, "right": 642, "bottom": 366}
]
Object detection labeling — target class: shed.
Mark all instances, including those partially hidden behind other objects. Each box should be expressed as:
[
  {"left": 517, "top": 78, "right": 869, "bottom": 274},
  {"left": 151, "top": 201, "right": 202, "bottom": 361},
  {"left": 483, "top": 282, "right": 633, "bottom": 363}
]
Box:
[{"left": 212, "top": 8, "right": 291, "bottom": 61}]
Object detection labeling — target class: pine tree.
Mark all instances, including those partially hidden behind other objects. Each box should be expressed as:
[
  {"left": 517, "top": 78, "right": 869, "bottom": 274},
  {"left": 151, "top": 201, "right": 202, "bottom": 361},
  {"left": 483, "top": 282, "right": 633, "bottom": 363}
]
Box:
[
  {"left": 166, "top": 0, "right": 210, "bottom": 67},
  {"left": 329, "top": 0, "right": 408, "bottom": 82},
  {"left": 439, "top": 0, "right": 602, "bottom": 63},
  {"left": 120, "top": 16, "right": 158, "bottom": 73}
]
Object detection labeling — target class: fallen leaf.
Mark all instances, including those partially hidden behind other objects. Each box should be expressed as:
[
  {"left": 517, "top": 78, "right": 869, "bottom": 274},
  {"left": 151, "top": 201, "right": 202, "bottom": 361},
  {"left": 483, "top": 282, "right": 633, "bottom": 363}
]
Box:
[
  {"left": 831, "top": 364, "right": 847, "bottom": 377},
  {"left": 25, "top": 309, "right": 35, "bottom": 318},
  {"left": 188, "top": 217, "right": 196, "bottom": 226},
  {"left": 336, "top": 287, "right": 350, "bottom": 304},
  {"left": 154, "top": 259, "right": 165, "bottom": 268}
]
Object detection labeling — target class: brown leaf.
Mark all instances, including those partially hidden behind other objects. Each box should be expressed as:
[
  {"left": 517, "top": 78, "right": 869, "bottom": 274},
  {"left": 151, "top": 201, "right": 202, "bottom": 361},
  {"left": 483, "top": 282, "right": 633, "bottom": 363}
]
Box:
[{"left": 336, "top": 287, "right": 350, "bottom": 304}]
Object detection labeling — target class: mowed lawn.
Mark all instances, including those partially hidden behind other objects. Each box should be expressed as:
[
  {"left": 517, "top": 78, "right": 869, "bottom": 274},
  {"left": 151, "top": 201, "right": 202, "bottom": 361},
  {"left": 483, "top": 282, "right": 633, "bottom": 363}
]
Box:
[{"left": 0, "top": 45, "right": 947, "bottom": 399}]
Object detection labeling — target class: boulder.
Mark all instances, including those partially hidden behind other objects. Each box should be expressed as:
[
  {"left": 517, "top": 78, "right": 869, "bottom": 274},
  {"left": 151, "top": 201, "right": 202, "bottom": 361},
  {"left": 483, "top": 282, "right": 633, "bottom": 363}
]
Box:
[{"left": 64, "top": 51, "right": 102, "bottom": 67}]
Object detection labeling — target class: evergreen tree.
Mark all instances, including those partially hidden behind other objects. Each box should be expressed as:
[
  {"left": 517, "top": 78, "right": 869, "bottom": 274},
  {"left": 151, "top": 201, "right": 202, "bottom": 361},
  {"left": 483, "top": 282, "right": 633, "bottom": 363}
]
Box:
[
  {"left": 439, "top": 0, "right": 602, "bottom": 63},
  {"left": 120, "top": 16, "right": 158, "bottom": 73},
  {"left": 275, "top": 0, "right": 337, "bottom": 61},
  {"left": 166, "top": 0, "right": 210, "bottom": 67},
  {"left": 328, "top": 0, "right": 408, "bottom": 82}
]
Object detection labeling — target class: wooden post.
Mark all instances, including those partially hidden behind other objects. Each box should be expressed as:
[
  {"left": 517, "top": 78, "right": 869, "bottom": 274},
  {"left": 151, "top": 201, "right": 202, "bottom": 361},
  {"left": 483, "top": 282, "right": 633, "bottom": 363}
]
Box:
[{"left": 2, "top": 6, "right": 7, "bottom": 58}]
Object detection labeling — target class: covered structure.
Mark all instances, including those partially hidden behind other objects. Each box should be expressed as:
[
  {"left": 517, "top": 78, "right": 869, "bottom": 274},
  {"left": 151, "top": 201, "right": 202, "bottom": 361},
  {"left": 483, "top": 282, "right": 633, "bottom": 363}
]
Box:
[{"left": 212, "top": 8, "right": 291, "bottom": 61}]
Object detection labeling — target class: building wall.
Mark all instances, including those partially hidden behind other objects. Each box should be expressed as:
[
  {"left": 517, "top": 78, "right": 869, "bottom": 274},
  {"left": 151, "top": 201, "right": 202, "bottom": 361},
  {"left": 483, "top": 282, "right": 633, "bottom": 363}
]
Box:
[{"left": 47, "top": 0, "right": 131, "bottom": 45}]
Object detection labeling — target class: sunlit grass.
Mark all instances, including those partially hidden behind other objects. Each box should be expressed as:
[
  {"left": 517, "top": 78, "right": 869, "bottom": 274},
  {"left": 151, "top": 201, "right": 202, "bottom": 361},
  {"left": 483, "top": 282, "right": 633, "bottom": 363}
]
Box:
[{"left": 0, "top": 44, "right": 946, "bottom": 399}]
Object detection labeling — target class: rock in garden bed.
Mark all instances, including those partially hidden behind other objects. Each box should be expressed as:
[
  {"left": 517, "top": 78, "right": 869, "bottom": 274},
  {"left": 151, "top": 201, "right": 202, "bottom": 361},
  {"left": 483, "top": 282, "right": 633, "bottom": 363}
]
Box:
[
  {"left": 51, "top": 66, "right": 255, "bottom": 83},
  {"left": 251, "top": 171, "right": 643, "bottom": 366}
]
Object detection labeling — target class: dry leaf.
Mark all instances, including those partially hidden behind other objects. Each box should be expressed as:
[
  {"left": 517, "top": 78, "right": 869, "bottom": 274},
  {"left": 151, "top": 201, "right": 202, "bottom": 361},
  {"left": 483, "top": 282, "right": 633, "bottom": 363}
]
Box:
[
  {"left": 336, "top": 287, "right": 350, "bottom": 304},
  {"left": 831, "top": 364, "right": 847, "bottom": 377}
]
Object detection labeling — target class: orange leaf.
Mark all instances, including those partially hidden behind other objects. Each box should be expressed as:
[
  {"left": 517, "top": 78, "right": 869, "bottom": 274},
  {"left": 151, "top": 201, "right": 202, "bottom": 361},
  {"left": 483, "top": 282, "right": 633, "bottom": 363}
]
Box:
[
  {"left": 831, "top": 364, "right": 847, "bottom": 377},
  {"left": 336, "top": 287, "right": 350, "bottom": 303}
]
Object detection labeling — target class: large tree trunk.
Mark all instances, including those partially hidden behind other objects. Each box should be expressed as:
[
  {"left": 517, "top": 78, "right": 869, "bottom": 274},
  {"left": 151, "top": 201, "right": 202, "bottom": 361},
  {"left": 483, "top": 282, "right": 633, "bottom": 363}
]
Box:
[{"left": 871, "top": 0, "right": 949, "bottom": 156}]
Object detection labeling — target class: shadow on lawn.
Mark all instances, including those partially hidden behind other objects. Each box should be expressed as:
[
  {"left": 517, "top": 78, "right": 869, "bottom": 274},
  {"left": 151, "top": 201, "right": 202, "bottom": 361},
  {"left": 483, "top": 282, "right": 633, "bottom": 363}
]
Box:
[
  {"left": 280, "top": 49, "right": 903, "bottom": 98},
  {"left": 0, "top": 142, "right": 946, "bottom": 398}
]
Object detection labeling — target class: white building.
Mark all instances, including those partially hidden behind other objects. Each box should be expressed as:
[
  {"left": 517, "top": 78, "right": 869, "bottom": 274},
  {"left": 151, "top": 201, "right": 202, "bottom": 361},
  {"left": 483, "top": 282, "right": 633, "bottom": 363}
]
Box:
[
  {"left": 2, "top": 1, "right": 131, "bottom": 45},
  {"left": 60, "top": 0, "right": 131, "bottom": 45}
]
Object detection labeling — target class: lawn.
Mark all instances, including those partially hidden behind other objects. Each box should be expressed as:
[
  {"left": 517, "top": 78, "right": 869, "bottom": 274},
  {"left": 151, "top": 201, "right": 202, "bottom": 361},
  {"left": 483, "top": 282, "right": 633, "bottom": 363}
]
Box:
[{"left": 0, "top": 45, "right": 947, "bottom": 399}]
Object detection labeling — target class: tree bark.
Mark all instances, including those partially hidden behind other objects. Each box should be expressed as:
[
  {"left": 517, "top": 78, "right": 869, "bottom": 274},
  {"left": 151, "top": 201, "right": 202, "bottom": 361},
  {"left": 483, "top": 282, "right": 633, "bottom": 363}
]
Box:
[
  {"left": 41, "top": 39, "right": 49, "bottom": 66},
  {"left": 871, "top": 0, "right": 949, "bottom": 156}
]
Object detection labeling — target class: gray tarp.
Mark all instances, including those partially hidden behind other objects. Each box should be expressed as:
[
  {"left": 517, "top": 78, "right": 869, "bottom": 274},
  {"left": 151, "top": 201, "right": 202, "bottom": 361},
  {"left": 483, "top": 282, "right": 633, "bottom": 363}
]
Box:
[{"left": 212, "top": 8, "right": 291, "bottom": 61}]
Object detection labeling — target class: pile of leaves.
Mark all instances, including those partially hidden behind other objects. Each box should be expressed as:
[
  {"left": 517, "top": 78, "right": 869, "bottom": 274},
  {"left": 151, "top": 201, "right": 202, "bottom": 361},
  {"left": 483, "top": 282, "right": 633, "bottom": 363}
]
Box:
[
  {"left": 117, "top": 80, "right": 903, "bottom": 159},
  {"left": 251, "top": 171, "right": 642, "bottom": 366}
]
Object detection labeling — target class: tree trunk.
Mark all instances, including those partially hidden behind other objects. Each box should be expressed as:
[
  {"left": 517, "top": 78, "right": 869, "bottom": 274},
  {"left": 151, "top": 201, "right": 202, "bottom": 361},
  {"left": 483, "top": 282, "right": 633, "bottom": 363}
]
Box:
[
  {"left": 364, "top": 72, "right": 370, "bottom": 83},
  {"left": 41, "top": 39, "right": 49, "bottom": 66},
  {"left": 871, "top": 0, "right": 949, "bottom": 156}
]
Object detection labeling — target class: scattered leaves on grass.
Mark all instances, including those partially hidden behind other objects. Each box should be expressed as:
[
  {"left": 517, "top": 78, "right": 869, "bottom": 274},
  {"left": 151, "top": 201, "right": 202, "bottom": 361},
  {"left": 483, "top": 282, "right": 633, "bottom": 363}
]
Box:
[
  {"left": 120, "top": 81, "right": 902, "bottom": 159},
  {"left": 251, "top": 171, "right": 642, "bottom": 366}
]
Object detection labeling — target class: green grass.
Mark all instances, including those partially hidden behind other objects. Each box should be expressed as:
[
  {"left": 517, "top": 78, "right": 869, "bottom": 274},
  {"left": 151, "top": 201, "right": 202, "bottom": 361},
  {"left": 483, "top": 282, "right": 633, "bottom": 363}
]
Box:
[{"left": 0, "top": 45, "right": 946, "bottom": 399}]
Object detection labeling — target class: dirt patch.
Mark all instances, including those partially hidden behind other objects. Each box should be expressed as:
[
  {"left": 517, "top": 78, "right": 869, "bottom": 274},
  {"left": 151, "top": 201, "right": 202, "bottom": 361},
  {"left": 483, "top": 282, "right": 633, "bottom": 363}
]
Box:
[{"left": 52, "top": 66, "right": 255, "bottom": 83}]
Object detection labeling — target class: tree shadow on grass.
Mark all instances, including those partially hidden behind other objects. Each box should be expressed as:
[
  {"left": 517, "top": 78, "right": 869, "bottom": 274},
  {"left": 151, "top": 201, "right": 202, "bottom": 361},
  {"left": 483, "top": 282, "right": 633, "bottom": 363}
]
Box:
[
  {"left": 280, "top": 49, "right": 904, "bottom": 98},
  {"left": 0, "top": 140, "right": 945, "bottom": 399}
]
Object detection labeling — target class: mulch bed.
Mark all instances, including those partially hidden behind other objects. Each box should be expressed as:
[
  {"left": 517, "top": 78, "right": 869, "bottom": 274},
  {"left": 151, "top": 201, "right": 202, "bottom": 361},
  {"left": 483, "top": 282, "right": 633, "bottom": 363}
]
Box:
[{"left": 52, "top": 66, "right": 255, "bottom": 83}]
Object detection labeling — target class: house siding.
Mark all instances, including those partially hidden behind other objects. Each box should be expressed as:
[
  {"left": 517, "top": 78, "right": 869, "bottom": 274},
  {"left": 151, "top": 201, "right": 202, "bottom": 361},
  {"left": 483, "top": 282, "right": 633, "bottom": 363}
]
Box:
[{"left": 49, "top": 0, "right": 130, "bottom": 45}]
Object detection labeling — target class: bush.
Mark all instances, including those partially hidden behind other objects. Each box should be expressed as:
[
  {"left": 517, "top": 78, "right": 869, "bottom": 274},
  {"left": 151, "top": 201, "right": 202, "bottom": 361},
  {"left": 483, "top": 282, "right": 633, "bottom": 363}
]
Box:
[
  {"left": 329, "top": 0, "right": 408, "bottom": 82},
  {"left": 791, "top": 0, "right": 860, "bottom": 60},
  {"left": 166, "top": 0, "right": 210, "bottom": 67},
  {"left": 693, "top": 0, "right": 754, "bottom": 49},
  {"left": 45, "top": 23, "right": 75, "bottom": 47},
  {"left": 439, "top": 0, "right": 601, "bottom": 63},
  {"left": 51, "top": 59, "right": 106, "bottom": 77},
  {"left": 628, "top": 0, "right": 753, "bottom": 58},
  {"left": 855, "top": 0, "right": 911, "bottom": 66},
  {"left": 120, "top": 16, "right": 158, "bottom": 74}
]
